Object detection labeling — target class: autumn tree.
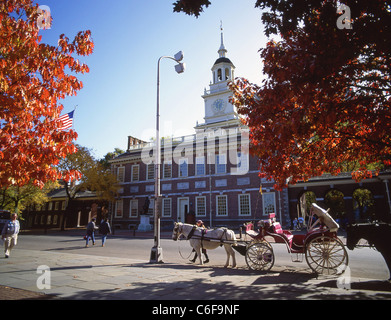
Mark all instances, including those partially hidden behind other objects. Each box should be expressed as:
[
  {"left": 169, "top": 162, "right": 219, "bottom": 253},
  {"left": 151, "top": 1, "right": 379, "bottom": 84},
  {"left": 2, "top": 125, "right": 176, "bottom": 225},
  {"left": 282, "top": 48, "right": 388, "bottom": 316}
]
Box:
[
  {"left": 0, "top": 0, "right": 94, "bottom": 189},
  {"left": 0, "top": 180, "right": 59, "bottom": 215},
  {"left": 174, "top": 0, "right": 391, "bottom": 189},
  {"left": 99, "top": 147, "right": 125, "bottom": 169},
  {"left": 173, "top": 0, "right": 211, "bottom": 17},
  {"left": 56, "top": 145, "right": 119, "bottom": 229}
]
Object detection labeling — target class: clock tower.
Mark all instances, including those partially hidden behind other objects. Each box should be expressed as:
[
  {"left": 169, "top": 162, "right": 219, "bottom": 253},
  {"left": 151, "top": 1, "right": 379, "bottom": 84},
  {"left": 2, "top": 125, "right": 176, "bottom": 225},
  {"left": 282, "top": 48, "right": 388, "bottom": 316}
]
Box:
[{"left": 195, "top": 26, "right": 240, "bottom": 132}]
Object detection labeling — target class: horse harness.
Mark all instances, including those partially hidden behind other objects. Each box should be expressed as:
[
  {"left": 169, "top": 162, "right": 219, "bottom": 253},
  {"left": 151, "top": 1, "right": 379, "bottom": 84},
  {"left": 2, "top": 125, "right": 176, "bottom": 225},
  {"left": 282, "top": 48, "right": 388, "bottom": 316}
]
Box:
[
  {"left": 186, "top": 225, "right": 229, "bottom": 249},
  {"left": 186, "top": 225, "right": 197, "bottom": 240}
]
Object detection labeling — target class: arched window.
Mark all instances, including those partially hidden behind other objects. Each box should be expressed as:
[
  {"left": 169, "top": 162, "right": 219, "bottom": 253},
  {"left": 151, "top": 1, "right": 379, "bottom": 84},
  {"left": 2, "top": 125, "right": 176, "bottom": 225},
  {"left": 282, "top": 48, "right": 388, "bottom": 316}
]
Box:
[
  {"left": 324, "top": 189, "right": 345, "bottom": 220},
  {"left": 225, "top": 68, "right": 230, "bottom": 80},
  {"left": 217, "top": 69, "right": 222, "bottom": 81},
  {"left": 353, "top": 188, "right": 374, "bottom": 222}
]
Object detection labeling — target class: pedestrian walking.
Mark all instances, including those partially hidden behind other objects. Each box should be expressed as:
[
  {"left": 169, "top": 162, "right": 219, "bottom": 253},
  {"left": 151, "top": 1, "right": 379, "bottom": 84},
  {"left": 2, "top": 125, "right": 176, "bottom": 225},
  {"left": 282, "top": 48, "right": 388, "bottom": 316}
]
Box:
[
  {"left": 99, "top": 218, "right": 111, "bottom": 247},
  {"left": 1, "top": 213, "right": 20, "bottom": 258},
  {"left": 85, "top": 218, "right": 98, "bottom": 247}
]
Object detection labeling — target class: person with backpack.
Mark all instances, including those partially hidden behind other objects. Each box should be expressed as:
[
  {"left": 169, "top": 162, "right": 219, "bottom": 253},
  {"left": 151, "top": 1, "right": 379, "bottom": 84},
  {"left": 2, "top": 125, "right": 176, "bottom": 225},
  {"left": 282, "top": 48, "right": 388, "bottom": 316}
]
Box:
[
  {"left": 85, "top": 218, "right": 98, "bottom": 247},
  {"left": 1, "top": 213, "right": 20, "bottom": 258},
  {"left": 99, "top": 218, "right": 111, "bottom": 247}
]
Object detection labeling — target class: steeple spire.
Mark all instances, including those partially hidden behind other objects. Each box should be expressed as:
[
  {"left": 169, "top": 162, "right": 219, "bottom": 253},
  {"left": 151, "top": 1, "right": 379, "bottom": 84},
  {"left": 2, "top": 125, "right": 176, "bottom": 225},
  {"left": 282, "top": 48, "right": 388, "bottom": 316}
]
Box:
[{"left": 218, "top": 21, "right": 227, "bottom": 58}]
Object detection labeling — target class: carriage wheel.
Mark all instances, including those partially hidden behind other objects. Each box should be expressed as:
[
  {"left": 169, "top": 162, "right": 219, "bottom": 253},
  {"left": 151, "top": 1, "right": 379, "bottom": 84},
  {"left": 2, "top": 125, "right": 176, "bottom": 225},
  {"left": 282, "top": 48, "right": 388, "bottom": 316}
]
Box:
[
  {"left": 245, "top": 242, "right": 274, "bottom": 271},
  {"left": 305, "top": 235, "right": 348, "bottom": 275}
]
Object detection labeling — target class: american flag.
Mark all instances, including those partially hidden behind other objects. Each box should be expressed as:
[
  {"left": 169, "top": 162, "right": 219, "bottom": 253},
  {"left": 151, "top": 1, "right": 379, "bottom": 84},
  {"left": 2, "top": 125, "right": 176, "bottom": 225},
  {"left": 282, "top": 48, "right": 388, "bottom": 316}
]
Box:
[{"left": 58, "top": 111, "right": 74, "bottom": 130}]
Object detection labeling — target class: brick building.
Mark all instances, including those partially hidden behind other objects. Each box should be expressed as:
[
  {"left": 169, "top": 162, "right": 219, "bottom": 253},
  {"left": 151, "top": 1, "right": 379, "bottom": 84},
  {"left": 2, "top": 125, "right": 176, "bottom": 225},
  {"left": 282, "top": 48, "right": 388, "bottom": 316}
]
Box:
[
  {"left": 109, "top": 30, "right": 290, "bottom": 230},
  {"left": 25, "top": 188, "right": 107, "bottom": 229},
  {"left": 109, "top": 29, "right": 391, "bottom": 231}
]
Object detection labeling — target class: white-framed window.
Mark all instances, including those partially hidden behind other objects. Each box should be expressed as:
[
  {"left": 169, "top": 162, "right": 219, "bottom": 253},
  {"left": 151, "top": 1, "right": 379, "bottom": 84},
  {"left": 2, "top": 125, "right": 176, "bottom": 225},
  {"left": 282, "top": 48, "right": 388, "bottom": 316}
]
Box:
[
  {"left": 162, "top": 198, "right": 172, "bottom": 217},
  {"left": 196, "top": 196, "right": 206, "bottom": 217},
  {"left": 216, "top": 195, "right": 228, "bottom": 216},
  {"left": 48, "top": 202, "right": 53, "bottom": 211},
  {"left": 129, "top": 199, "right": 138, "bottom": 218},
  {"left": 61, "top": 201, "right": 66, "bottom": 210},
  {"left": 239, "top": 194, "right": 251, "bottom": 216},
  {"left": 216, "top": 154, "right": 226, "bottom": 174},
  {"left": 131, "top": 164, "right": 139, "bottom": 182},
  {"left": 115, "top": 199, "right": 123, "bottom": 218},
  {"left": 196, "top": 156, "right": 205, "bottom": 176},
  {"left": 54, "top": 201, "right": 59, "bottom": 211},
  {"left": 179, "top": 158, "right": 188, "bottom": 177},
  {"left": 263, "top": 192, "right": 276, "bottom": 216},
  {"left": 117, "top": 167, "right": 125, "bottom": 183},
  {"left": 147, "top": 163, "right": 155, "bottom": 180},
  {"left": 163, "top": 161, "right": 172, "bottom": 179}
]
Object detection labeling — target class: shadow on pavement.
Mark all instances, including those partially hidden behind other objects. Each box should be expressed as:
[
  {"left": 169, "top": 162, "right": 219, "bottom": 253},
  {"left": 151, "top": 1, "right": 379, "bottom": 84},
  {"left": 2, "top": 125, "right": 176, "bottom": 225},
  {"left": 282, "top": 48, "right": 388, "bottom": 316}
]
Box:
[{"left": 43, "top": 263, "right": 391, "bottom": 300}]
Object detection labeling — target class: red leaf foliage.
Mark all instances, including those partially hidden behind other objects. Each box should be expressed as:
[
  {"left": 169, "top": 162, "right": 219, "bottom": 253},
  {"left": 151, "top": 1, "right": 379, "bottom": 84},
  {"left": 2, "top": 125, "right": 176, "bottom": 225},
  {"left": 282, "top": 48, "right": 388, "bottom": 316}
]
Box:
[
  {"left": 0, "top": 0, "right": 94, "bottom": 188},
  {"left": 229, "top": 1, "right": 391, "bottom": 189}
]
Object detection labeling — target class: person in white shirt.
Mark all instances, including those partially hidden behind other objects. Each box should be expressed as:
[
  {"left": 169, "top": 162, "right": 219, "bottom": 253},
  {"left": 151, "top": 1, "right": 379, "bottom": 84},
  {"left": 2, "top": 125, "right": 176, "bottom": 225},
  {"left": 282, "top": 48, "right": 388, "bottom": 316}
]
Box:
[{"left": 1, "top": 213, "right": 20, "bottom": 258}]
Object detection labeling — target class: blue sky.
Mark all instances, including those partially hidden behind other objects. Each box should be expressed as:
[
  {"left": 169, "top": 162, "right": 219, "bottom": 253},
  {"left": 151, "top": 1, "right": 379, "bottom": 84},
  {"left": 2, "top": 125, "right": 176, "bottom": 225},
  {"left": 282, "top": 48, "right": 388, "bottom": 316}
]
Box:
[{"left": 37, "top": 0, "right": 268, "bottom": 159}]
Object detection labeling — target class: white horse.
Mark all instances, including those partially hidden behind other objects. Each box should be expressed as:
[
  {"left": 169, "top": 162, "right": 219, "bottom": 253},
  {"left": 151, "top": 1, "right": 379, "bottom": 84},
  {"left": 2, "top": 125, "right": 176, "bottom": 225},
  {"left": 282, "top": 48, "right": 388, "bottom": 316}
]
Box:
[{"left": 172, "top": 222, "right": 237, "bottom": 268}]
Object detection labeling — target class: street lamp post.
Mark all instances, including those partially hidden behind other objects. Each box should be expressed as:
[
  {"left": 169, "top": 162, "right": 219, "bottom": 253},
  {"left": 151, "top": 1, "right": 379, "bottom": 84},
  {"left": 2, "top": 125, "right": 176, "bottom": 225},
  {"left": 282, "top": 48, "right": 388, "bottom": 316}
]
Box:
[{"left": 150, "top": 51, "right": 185, "bottom": 263}]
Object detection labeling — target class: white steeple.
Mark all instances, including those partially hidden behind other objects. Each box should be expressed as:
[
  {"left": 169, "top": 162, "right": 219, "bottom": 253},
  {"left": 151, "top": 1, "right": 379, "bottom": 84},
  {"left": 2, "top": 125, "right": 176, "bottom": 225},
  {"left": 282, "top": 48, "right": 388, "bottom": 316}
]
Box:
[
  {"left": 195, "top": 23, "right": 240, "bottom": 132},
  {"left": 211, "top": 21, "right": 235, "bottom": 85},
  {"left": 218, "top": 21, "right": 227, "bottom": 58}
]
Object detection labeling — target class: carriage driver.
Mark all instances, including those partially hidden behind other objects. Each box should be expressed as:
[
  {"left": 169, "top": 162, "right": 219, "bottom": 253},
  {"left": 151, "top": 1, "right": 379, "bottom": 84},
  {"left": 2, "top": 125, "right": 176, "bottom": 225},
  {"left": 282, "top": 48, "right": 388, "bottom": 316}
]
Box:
[{"left": 190, "top": 220, "right": 209, "bottom": 264}]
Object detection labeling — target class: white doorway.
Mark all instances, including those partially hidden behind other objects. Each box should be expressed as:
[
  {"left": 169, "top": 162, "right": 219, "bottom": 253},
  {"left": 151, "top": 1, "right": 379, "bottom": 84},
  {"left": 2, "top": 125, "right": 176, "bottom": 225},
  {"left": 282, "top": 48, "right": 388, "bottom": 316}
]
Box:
[{"left": 177, "top": 198, "right": 189, "bottom": 222}]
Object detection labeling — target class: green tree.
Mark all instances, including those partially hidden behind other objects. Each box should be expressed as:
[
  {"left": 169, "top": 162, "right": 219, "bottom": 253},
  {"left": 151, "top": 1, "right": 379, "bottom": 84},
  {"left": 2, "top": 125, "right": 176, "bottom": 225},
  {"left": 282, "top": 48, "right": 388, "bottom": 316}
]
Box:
[
  {"left": 99, "top": 148, "right": 124, "bottom": 169},
  {"left": 353, "top": 188, "right": 374, "bottom": 221},
  {"left": 324, "top": 189, "right": 345, "bottom": 219},
  {"left": 173, "top": 0, "right": 211, "bottom": 17},
  {"left": 56, "top": 145, "right": 119, "bottom": 229},
  {"left": 0, "top": 180, "right": 59, "bottom": 214}
]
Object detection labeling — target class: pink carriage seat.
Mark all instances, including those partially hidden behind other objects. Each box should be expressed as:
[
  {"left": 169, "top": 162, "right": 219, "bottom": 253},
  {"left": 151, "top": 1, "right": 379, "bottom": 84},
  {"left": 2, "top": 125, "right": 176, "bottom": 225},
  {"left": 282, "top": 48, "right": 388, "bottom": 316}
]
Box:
[
  {"left": 244, "top": 222, "right": 260, "bottom": 238},
  {"left": 271, "top": 222, "right": 294, "bottom": 244},
  {"left": 245, "top": 222, "right": 254, "bottom": 232}
]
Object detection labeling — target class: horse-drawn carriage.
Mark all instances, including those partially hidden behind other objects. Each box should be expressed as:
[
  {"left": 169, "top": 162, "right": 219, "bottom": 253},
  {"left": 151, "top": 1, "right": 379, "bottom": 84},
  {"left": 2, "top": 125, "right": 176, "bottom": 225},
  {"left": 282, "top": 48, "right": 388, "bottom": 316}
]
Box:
[
  {"left": 172, "top": 203, "right": 349, "bottom": 275},
  {"left": 243, "top": 203, "right": 348, "bottom": 275}
]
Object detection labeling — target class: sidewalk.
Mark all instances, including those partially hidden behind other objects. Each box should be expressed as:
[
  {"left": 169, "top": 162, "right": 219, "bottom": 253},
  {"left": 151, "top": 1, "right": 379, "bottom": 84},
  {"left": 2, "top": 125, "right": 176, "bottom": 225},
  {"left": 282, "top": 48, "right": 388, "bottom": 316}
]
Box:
[
  {"left": 1, "top": 244, "right": 391, "bottom": 301},
  {"left": 19, "top": 226, "right": 174, "bottom": 239}
]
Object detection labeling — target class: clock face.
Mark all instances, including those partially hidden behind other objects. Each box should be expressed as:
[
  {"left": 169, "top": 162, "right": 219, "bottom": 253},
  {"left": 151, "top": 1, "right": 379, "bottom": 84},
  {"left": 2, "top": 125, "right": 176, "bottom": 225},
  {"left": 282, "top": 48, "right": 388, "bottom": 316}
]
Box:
[{"left": 212, "top": 99, "right": 226, "bottom": 113}]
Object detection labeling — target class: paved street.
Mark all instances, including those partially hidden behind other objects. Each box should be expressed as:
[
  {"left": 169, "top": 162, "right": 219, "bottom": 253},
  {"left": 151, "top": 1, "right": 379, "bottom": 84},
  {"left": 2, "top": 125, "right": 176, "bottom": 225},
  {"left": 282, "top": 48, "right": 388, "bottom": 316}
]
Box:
[{"left": 0, "top": 229, "right": 391, "bottom": 303}]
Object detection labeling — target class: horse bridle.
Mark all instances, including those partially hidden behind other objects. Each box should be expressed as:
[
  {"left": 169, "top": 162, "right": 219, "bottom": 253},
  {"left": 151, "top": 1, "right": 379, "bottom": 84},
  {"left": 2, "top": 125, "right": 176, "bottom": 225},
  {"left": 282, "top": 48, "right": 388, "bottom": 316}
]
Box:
[{"left": 174, "top": 223, "right": 197, "bottom": 240}]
